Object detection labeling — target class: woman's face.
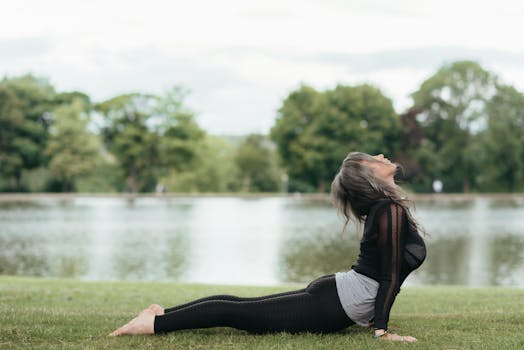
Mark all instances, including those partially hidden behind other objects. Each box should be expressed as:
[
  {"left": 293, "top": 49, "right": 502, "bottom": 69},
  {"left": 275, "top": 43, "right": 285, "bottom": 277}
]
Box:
[{"left": 364, "top": 154, "right": 397, "bottom": 184}]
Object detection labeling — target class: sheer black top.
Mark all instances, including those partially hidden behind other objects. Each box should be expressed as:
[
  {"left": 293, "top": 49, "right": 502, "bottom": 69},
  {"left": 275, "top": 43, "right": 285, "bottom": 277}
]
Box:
[{"left": 351, "top": 198, "right": 426, "bottom": 330}]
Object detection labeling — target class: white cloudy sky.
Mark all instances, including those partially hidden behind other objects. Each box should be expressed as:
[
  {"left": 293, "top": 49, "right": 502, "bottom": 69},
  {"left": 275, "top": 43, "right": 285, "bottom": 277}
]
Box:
[{"left": 2, "top": 0, "right": 524, "bottom": 134}]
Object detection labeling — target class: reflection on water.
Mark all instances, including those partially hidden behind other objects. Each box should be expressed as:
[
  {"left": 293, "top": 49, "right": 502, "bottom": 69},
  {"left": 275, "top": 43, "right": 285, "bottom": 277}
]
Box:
[
  {"left": 278, "top": 230, "right": 360, "bottom": 283},
  {"left": 413, "top": 235, "right": 470, "bottom": 285},
  {"left": 0, "top": 196, "right": 523, "bottom": 287},
  {"left": 0, "top": 235, "right": 51, "bottom": 276}
]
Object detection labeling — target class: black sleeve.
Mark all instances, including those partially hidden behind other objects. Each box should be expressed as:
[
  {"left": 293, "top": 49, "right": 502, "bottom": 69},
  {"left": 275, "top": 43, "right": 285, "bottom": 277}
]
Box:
[{"left": 373, "top": 202, "right": 407, "bottom": 330}]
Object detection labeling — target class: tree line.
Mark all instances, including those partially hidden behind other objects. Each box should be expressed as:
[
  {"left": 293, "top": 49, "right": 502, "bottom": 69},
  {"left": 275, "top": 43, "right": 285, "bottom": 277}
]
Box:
[
  {"left": 1, "top": 60, "right": 523, "bottom": 193},
  {"left": 0, "top": 80, "right": 281, "bottom": 193}
]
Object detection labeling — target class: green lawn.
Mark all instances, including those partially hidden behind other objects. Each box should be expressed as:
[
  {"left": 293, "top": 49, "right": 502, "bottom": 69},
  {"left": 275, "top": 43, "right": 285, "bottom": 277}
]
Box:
[{"left": 0, "top": 276, "right": 523, "bottom": 349}]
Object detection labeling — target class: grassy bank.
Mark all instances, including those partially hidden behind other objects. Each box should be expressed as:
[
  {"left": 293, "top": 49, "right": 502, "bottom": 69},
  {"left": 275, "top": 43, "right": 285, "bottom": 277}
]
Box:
[{"left": 1, "top": 276, "right": 523, "bottom": 349}]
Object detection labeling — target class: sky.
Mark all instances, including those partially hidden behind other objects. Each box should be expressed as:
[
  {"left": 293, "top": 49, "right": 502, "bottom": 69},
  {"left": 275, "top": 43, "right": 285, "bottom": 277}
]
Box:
[{"left": 2, "top": 0, "right": 524, "bottom": 135}]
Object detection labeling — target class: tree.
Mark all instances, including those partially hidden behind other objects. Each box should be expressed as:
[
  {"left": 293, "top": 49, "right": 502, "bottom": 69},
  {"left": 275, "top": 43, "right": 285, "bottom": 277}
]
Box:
[
  {"left": 234, "top": 134, "right": 282, "bottom": 192},
  {"left": 0, "top": 85, "right": 23, "bottom": 190},
  {"left": 270, "top": 83, "right": 399, "bottom": 192},
  {"left": 270, "top": 85, "right": 321, "bottom": 192},
  {"left": 0, "top": 74, "right": 56, "bottom": 191},
  {"left": 410, "top": 60, "right": 499, "bottom": 192},
  {"left": 95, "top": 86, "right": 205, "bottom": 192},
  {"left": 45, "top": 99, "right": 102, "bottom": 191},
  {"left": 95, "top": 93, "right": 160, "bottom": 192},
  {"left": 153, "top": 86, "right": 205, "bottom": 176},
  {"left": 482, "top": 85, "right": 524, "bottom": 191},
  {"left": 161, "top": 135, "right": 239, "bottom": 192}
]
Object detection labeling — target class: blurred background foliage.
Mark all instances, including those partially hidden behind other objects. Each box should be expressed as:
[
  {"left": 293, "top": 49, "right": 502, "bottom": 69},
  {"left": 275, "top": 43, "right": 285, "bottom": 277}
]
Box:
[{"left": 1, "top": 60, "right": 523, "bottom": 193}]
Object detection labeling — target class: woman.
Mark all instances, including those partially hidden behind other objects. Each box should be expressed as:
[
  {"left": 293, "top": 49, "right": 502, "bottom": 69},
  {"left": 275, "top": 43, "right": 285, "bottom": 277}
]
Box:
[{"left": 109, "top": 152, "right": 426, "bottom": 342}]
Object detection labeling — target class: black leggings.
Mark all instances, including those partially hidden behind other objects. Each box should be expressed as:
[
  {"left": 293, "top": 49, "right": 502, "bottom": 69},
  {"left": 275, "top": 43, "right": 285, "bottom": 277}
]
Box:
[{"left": 153, "top": 273, "right": 355, "bottom": 334}]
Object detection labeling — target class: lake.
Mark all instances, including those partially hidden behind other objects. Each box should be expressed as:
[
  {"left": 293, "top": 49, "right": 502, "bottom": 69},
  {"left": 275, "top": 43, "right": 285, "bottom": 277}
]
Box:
[{"left": 1, "top": 194, "right": 523, "bottom": 287}]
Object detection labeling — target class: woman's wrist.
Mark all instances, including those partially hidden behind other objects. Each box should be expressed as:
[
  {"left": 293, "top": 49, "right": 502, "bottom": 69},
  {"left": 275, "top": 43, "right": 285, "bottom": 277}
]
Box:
[{"left": 373, "top": 328, "right": 387, "bottom": 338}]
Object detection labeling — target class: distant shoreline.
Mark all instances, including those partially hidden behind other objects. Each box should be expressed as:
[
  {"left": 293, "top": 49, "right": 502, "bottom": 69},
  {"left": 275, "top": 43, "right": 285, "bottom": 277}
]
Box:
[{"left": 1, "top": 192, "right": 523, "bottom": 202}]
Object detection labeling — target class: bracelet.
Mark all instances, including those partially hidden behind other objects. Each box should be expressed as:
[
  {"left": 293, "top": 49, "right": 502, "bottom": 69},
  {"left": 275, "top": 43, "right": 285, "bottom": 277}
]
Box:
[{"left": 373, "top": 330, "right": 388, "bottom": 339}]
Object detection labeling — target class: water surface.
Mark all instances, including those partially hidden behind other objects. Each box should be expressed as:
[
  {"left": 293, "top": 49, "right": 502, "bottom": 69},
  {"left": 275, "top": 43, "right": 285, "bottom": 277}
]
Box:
[{"left": 1, "top": 195, "right": 523, "bottom": 287}]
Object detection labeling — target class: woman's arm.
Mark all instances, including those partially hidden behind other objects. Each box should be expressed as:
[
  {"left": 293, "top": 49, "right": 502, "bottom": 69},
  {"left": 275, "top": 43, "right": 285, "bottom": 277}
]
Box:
[
  {"left": 372, "top": 203, "right": 416, "bottom": 342},
  {"left": 373, "top": 202, "right": 405, "bottom": 330}
]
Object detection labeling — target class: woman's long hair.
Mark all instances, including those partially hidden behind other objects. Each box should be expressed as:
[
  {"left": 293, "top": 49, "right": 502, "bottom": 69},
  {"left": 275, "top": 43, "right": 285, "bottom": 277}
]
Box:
[{"left": 330, "top": 151, "right": 425, "bottom": 236}]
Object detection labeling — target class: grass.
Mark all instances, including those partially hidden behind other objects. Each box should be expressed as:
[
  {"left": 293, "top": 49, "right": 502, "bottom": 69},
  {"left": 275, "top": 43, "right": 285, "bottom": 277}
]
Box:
[{"left": 0, "top": 276, "right": 523, "bottom": 349}]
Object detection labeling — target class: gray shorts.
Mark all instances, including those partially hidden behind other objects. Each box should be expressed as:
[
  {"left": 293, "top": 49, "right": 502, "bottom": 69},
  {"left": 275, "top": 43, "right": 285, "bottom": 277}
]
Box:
[{"left": 335, "top": 269, "right": 379, "bottom": 327}]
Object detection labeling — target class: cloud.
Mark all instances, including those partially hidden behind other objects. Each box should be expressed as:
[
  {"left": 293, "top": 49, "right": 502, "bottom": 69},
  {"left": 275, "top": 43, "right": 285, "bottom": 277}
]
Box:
[
  {"left": 0, "top": 37, "right": 54, "bottom": 61},
  {"left": 83, "top": 46, "right": 282, "bottom": 134},
  {"left": 264, "top": 46, "right": 524, "bottom": 73},
  {"left": 6, "top": 42, "right": 524, "bottom": 134},
  {"left": 2, "top": 1, "right": 524, "bottom": 134}
]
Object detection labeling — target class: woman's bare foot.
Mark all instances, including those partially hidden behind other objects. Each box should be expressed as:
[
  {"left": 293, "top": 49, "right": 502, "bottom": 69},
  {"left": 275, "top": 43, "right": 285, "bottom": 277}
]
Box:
[
  {"left": 108, "top": 308, "right": 156, "bottom": 336},
  {"left": 148, "top": 304, "right": 164, "bottom": 315}
]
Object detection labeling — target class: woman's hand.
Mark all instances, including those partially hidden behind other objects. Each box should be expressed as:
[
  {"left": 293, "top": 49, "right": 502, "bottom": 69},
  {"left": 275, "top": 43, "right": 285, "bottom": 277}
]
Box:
[
  {"left": 381, "top": 332, "right": 417, "bottom": 342},
  {"left": 374, "top": 329, "right": 417, "bottom": 342}
]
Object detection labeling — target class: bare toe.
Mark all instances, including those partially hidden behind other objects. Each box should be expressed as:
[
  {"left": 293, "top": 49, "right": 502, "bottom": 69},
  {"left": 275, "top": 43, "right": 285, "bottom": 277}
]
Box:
[{"left": 148, "top": 304, "right": 164, "bottom": 315}]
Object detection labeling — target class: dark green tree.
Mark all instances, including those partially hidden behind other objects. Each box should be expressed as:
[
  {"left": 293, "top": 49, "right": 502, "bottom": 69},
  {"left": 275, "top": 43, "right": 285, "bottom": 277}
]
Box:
[
  {"left": 0, "top": 75, "right": 56, "bottom": 191},
  {"left": 270, "top": 85, "right": 321, "bottom": 192},
  {"left": 396, "top": 108, "right": 432, "bottom": 191},
  {"left": 271, "top": 83, "right": 398, "bottom": 192},
  {"left": 482, "top": 85, "right": 524, "bottom": 191},
  {"left": 410, "top": 60, "right": 499, "bottom": 192}
]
